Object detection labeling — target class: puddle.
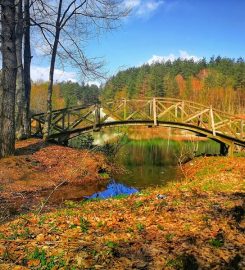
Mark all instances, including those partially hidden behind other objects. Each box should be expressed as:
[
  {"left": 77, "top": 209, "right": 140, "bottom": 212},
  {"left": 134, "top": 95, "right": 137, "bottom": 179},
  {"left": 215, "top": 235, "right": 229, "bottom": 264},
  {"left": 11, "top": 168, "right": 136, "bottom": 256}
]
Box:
[{"left": 85, "top": 180, "right": 138, "bottom": 199}]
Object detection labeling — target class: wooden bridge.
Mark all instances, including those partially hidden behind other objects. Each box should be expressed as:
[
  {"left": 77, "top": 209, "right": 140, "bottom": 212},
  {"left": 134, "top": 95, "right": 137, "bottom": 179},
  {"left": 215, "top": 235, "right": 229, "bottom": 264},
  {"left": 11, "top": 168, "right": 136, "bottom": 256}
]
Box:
[{"left": 31, "top": 98, "right": 245, "bottom": 156}]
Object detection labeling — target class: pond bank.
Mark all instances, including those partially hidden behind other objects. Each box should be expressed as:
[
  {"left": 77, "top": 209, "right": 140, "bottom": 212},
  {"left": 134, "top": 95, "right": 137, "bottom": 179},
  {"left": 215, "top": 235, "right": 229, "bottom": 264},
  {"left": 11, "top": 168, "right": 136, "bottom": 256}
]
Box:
[
  {"left": 0, "top": 139, "right": 113, "bottom": 223},
  {"left": 0, "top": 156, "right": 244, "bottom": 269}
]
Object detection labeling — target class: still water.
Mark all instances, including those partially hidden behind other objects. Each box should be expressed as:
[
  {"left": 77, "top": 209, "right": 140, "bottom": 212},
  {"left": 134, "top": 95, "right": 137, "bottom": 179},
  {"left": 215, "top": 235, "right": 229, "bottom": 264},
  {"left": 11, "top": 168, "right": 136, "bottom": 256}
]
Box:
[
  {"left": 62, "top": 130, "right": 220, "bottom": 200},
  {"left": 112, "top": 137, "right": 219, "bottom": 189}
]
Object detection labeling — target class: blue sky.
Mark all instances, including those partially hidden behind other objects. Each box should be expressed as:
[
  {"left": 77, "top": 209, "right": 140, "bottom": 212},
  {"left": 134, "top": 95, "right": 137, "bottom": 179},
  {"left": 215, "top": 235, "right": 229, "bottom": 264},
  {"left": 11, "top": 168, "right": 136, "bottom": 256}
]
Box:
[{"left": 31, "top": 0, "right": 245, "bottom": 83}]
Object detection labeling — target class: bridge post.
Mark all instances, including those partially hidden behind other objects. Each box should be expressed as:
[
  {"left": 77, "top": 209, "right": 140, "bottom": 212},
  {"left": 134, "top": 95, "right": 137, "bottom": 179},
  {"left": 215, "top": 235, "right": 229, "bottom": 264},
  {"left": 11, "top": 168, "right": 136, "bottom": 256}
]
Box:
[
  {"left": 220, "top": 142, "right": 234, "bottom": 157},
  {"left": 93, "top": 104, "right": 101, "bottom": 131},
  {"left": 241, "top": 120, "right": 244, "bottom": 140},
  {"left": 153, "top": 97, "right": 157, "bottom": 126},
  {"left": 209, "top": 106, "right": 216, "bottom": 136},
  {"left": 181, "top": 101, "right": 185, "bottom": 121},
  {"left": 62, "top": 111, "right": 65, "bottom": 131},
  {"left": 34, "top": 119, "right": 42, "bottom": 136},
  {"left": 228, "top": 142, "right": 234, "bottom": 157},
  {"left": 123, "top": 99, "right": 127, "bottom": 120},
  {"left": 58, "top": 134, "right": 69, "bottom": 146}
]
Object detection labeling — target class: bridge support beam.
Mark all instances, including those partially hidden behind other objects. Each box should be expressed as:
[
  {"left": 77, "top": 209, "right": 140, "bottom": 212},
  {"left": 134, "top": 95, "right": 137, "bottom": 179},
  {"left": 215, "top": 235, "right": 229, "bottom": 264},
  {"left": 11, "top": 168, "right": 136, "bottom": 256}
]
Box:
[
  {"left": 220, "top": 142, "right": 234, "bottom": 157},
  {"left": 57, "top": 134, "right": 69, "bottom": 146},
  {"left": 220, "top": 142, "right": 228, "bottom": 156},
  {"left": 93, "top": 104, "right": 101, "bottom": 131},
  {"left": 228, "top": 142, "right": 234, "bottom": 157}
]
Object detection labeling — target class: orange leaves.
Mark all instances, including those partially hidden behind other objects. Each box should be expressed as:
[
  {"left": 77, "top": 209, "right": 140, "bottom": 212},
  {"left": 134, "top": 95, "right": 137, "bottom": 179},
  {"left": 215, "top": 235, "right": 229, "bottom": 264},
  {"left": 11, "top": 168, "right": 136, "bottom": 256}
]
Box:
[
  {"left": 0, "top": 144, "right": 244, "bottom": 269},
  {"left": 27, "top": 259, "right": 40, "bottom": 268},
  {"left": 31, "top": 83, "right": 65, "bottom": 113}
]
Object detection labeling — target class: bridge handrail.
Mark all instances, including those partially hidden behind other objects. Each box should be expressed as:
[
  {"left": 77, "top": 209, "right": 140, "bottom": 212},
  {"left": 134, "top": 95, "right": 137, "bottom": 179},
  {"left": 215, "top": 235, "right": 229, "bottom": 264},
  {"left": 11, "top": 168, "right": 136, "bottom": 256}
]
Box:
[
  {"left": 102, "top": 98, "right": 244, "bottom": 121},
  {"left": 31, "top": 104, "right": 96, "bottom": 117},
  {"left": 31, "top": 98, "right": 245, "bottom": 122}
]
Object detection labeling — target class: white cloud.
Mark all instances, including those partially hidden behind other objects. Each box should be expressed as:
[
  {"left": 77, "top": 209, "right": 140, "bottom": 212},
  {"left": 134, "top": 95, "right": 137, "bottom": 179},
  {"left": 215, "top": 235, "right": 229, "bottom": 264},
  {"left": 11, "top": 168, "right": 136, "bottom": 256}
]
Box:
[
  {"left": 124, "top": 0, "right": 163, "bottom": 17},
  {"left": 136, "top": 0, "right": 164, "bottom": 16},
  {"left": 31, "top": 66, "right": 77, "bottom": 82},
  {"left": 87, "top": 81, "right": 101, "bottom": 87},
  {"left": 124, "top": 0, "right": 141, "bottom": 9},
  {"left": 179, "top": 50, "right": 201, "bottom": 62},
  {"left": 147, "top": 50, "right": 201, "bottom": 65}
]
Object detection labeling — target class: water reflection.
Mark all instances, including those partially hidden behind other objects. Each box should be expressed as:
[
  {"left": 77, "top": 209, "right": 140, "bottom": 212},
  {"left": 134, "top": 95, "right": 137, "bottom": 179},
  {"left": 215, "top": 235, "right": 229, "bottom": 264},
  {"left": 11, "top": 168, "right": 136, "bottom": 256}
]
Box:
[
  {"left": 85, "top": 180, "right": 138, "bottom": 199},
  {"left": 115, "top": 165, "right": 181, "bottom": 189}
]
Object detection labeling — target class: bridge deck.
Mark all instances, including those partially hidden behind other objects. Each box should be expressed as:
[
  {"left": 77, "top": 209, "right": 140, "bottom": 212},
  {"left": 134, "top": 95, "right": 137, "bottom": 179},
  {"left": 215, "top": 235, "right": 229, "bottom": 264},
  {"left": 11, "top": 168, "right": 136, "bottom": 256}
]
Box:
[{"left": 31, "top": 98, "right": 245, "bottom": 154}]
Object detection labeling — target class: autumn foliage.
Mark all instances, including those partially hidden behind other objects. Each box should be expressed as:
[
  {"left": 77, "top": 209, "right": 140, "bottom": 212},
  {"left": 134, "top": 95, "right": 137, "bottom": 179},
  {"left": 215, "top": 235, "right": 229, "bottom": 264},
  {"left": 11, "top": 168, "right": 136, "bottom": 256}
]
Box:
[{"left": 102, "top": 58, "right": 245, "bottom": 114}]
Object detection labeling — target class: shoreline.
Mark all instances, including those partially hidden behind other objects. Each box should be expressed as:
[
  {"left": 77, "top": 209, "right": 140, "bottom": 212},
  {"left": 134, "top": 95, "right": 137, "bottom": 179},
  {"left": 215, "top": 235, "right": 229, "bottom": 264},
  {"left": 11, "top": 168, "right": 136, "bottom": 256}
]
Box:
[{"left": 0, "top": 139, "right": 112, "bottom": 223}]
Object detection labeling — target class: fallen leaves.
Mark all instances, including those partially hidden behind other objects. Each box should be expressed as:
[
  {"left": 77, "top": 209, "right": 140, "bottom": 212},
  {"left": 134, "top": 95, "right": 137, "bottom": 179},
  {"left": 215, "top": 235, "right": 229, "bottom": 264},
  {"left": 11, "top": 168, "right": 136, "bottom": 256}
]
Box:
[
  {"left": 0, "top": 139, "right": 112, "bottom": 222},
  {"left": 0, "top": 151, "right": 245, "bottom": 269}
]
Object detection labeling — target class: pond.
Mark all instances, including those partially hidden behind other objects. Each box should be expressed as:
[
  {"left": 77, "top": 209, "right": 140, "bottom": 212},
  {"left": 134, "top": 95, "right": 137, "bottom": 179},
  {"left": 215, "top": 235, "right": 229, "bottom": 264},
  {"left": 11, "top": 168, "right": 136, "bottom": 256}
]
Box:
[{"left": 64, "top": 128, "right": 220, "bottom": 200}]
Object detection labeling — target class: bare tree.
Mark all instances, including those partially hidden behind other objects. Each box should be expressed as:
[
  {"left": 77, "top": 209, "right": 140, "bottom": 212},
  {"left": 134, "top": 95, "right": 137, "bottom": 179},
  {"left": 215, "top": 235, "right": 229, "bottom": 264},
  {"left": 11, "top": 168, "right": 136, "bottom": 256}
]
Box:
[
  {"left": 0, "top": 0, "right": 17, "bottom": 157},
  {"left": 31, "top": 0, "right": 129, "bottom": 139},
  {"left": 14, "top": 0, "right": 32, "bottom": 139},
  {"left": 15, "top": 0, "right": 25, "bottom": 139},
  {"left": 23, "top": 0, "right": 32, "bottom": 137}
]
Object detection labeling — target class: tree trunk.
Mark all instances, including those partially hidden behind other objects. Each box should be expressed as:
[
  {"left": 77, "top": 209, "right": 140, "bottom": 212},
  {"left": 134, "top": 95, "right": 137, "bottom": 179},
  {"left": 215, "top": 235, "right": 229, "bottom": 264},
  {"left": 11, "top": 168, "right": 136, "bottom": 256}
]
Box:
[
  {"left": 43, "top": 0, "right": 63, "bottom": 140},
  {"left": 0, "top": 0, "right": 17, "bottom": 157},
  {"left": 23, "top": 0, "right": 32, "bottom": 137},
  {"left": 15, "top": 0, "right": 25, "bottom": 140}
]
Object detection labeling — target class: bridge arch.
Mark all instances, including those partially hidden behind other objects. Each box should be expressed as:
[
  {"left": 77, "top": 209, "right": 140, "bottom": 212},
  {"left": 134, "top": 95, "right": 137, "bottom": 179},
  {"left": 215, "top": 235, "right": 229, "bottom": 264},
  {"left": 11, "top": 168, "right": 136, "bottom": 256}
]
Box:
[
  {"left": 47, "top": 120, "right": 243, "bottom": 157},
  {"left": 31, "top": 98, "right": 245, "bottom": 156}
]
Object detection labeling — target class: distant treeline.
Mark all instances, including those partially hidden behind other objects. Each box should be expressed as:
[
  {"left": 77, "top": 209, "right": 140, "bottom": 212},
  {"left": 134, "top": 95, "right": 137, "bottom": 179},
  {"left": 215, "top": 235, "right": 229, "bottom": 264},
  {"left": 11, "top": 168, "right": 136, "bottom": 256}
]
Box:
[
  {"left": 102, "top": 57, "right": 245, "bottom": 114},
  {"left": 31, "top": 81, "right": 100, "bottom": 113}
]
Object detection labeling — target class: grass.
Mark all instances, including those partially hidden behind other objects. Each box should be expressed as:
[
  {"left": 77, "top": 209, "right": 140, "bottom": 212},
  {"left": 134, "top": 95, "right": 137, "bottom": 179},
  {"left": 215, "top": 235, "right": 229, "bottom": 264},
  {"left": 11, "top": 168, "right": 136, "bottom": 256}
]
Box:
[
  {"left": 79, "top": 217, "right": 91, "bottom": 233},
  {"left": 209, "top": 238, "right": 224, "bottom": 248},
  {"left": 0, "top": 156, "right": 244, "bottom": 269}
]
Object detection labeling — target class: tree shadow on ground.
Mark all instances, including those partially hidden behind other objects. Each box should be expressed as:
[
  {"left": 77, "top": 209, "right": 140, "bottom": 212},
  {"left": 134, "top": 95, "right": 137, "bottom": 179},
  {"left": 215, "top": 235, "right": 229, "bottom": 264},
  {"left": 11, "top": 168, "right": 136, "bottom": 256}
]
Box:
[{"left": 14, "top": 139, "right": 51, "bottom": 156}]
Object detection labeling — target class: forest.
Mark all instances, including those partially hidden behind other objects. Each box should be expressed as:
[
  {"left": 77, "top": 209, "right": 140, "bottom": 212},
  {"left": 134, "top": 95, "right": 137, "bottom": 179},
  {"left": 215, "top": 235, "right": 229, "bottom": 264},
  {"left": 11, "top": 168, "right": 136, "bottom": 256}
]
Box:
[
  {"left": 30, "top": 57, "right": 245, "bottom": 115},
  {"left": 102, "top": 57, "right": 245, "bottom": 114},
  {"left": 31, "top": 81, "right": 100, "bottom": 113}
]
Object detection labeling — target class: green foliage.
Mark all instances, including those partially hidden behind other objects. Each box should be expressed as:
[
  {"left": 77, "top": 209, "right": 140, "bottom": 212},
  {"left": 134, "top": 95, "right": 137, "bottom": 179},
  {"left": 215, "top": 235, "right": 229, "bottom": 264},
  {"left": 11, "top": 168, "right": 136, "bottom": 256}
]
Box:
[
  {"left": 165, "top": 233, "right": 175, "bottom": 242},
  {"left": 60, "top": 81, "right": 100, "bottom": 107},
  {"left": 102, "top": 57, "right": 245, "bottom": 109},
  {"left": 136, "top": 223, "right": 145, "bottom": 232},
  {"left": 69, "top": 134, "right": 94, "bottom": 149},
  {"left": 134, "top": 200, "right": 144, "bottom": 208},
  {"left": 209, "top": 238, "right": 224, "bottom": 248},
  {"left": 112, "top": 194, "right": 129, "bottom": 200},
  {"left": 29, "top": 248, "right": 65, "bottom": 269},
  {"left": 80, "top": 217, "right": 91, "bottom": 233},
  {"left": 105, "top": 241, "right": 118, "bottom": 249}
]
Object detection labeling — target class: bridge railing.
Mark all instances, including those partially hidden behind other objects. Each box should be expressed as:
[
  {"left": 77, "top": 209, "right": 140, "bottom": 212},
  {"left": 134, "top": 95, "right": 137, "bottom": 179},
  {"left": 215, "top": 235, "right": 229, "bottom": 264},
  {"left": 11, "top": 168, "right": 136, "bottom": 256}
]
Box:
[
  {"left": 102, "top": 98, "right": 245, "bottom": 141},
  {"left": 31, "top": 98, "right": 245, "bottom": 143}
]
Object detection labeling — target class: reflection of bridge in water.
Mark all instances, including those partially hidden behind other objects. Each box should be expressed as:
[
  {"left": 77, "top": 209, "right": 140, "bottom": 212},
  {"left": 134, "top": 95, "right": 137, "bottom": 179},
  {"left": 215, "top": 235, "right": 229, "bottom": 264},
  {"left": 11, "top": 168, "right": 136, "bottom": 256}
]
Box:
[{"left": 31, "top": 98, "right": 245, "bottom": 156}]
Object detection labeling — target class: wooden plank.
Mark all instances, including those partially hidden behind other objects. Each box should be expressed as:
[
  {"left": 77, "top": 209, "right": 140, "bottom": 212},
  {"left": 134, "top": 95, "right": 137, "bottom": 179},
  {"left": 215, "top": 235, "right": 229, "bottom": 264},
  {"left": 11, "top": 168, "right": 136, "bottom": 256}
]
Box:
[
  {"left": 184, "top": 108, "right": 209, "bottom": 123},
  {"left": 209, "top": 106, "right": 216, "bottom": 136},
  {"left": 157, "top": 102, "right": 182, "bottom": 119},
  {"left": 153, "top": 97, "right": 157, "bottom": 125},
  {"left": 123, "top": 99, "right": 127, "bottom": 120}
]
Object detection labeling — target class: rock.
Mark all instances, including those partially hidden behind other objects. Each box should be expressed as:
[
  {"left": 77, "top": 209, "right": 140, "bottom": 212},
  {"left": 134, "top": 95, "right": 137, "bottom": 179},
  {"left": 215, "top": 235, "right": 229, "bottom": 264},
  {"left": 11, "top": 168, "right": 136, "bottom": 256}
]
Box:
[{"left": 156, "top": 194, "right": 167, "bottom": 200}]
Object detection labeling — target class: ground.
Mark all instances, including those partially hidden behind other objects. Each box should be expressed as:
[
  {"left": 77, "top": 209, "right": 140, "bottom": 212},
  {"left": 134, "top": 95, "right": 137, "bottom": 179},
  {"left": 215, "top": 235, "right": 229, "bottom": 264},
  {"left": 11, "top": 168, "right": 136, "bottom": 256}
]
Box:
[
  {"left": 0, "top": 139, "right": 112, "bottom": 223},
  {"left": 0, "top": 142, "right": 244, "bottom": 269}
]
